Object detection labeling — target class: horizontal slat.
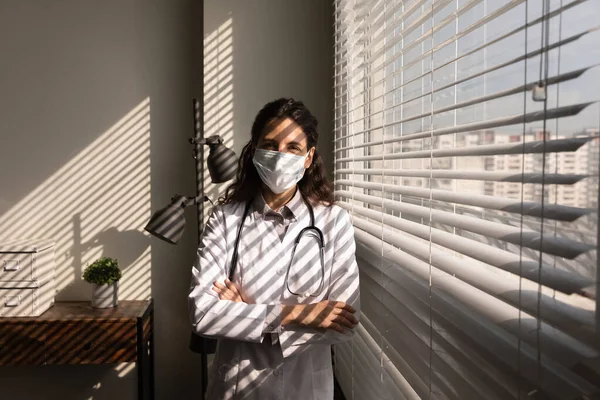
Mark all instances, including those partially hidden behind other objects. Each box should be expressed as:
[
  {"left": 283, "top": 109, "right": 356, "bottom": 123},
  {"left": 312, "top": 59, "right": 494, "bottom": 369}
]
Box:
[
  {"left": 359, "top": 274, "right": 518, "bottom": 400},
  {"left": 335, "top": 348, "right": 391, "bottom": 400},
  {"left": 396, "top": 1, "right": 589, "bottom": 92},
  {"left": 355, "top": 228, "right": 598, "bottom": 363},
  {"left": 334, "top": 351, "right": 375, "bottom": 400},
  {"left": 408, "top": 28, "right": 595, "bottom": 108},
  {"left": 336, "top": 180, "right": 593, "bottom": 221},
  {"left": 334, "top": 66, "right": 593, "bottom": 141},
  {"left": 357, "top": 303, "right": 486, "bottom": 400},
  {"left": 334, "top": 0, "right": 527, "bottom": 119},
  {"left": 336, "top": 190, "right": 595, "bottom": 258},
  {"left": 342, "top": 0, "right": 524, "bottom": 85},
  {"left": 354, "top": 323, "right": 420, "bottom": 400},
  {"left": 340, "top": 200, "right": 592, "bottom": 294},
  {"left": 336, "top": 338, "right": 414, "bottom": 400},
  {"left": 336, "top": 338, "right": 391, "bottom": 399},
  {"left": 335, "top": 0, "right": 586, "bottom": 116},
  {"left": 340, "top": 319, "right": 421, "bottom": 400},
  {"left": 354, "top": 290, "right": 440, "bottom": 399},
  {"left": 335, "top": 136, "right": 593, "bottom": 162},
  {"left": 353, "top": 278, "right": 437, "bottom": 399},
  {"left": 334, "top": 1, "right": 600, "bottom": 397},
  {"left": 339, "top": 23, "right": 597, "bottom": 119},
  {"left": 356, "top": 244, "right": 600, "bottom": 398},
  {"left": 334, "top": 168, "right": 588, "bottom": 185},
  {"left": 351, "top": 212, "right": 597, "bottom": 348},
  {"left": 334, "top": 6, "right": 384, "bottom": 53},
  {"left": 333, "top": 0, "right": 395, "bottom": 59},
  {"left": 354, "top": 290, "right": 462, "bottom": 400},
  {"left": 358, "top": 0, "right": 483, "bottom": 66},
  {"left": 335, "top": 101, "right": 592, "bottom": 148},
  {"left": 373, "top": 0, "right": 454, "bottom": 59},
  {"left": 335, "top": 0, "right": 427, "bottom": 61}
]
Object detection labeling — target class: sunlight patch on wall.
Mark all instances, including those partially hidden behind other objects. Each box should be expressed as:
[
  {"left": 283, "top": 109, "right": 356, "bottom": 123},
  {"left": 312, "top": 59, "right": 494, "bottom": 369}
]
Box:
[
  {"left": 0, "top": 98, "right": 152, "bottom": 301},
  {"left": 204, "top": 17, "right": 234, "bottom": 206}
]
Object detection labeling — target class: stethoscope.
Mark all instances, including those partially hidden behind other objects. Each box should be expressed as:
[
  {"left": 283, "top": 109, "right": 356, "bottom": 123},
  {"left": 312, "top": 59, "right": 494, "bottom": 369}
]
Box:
[{"left": 228, "top": 195, "right": 326, "bottom": 297}]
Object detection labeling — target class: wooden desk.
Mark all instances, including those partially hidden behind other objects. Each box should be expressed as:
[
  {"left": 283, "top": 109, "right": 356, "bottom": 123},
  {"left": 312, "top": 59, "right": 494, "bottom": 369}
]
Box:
[{"left": 0, "top": 299, "right": 154, "bottom": 400}]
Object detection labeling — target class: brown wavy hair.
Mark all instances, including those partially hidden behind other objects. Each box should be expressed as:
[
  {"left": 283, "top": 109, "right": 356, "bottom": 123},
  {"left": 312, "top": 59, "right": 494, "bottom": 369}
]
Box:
[{"left": 220, "top": 98, "right": 334, "bottom": 206}]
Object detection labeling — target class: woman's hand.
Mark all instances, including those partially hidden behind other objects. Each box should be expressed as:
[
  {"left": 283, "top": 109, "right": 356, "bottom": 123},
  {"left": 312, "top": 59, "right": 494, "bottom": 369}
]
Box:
[
  {"left": 282, "top": 301, "right": 358, "bottom": 333},
  {"left": 212, "top": 279, "right": 247, "bottom": 303}
]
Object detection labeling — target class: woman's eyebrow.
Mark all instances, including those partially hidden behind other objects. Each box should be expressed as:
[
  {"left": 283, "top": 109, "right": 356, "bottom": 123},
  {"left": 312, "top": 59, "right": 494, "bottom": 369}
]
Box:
[{"left": 261, "top": 138, "right": 304, "bottom": 147}]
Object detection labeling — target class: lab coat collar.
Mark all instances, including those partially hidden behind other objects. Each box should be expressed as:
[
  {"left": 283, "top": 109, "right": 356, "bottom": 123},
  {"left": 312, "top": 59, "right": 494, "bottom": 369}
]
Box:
[
  {"left": 253, "top": 187, "right": 306, "bottom": 220},
  {"left": 285, "top": 188, "right": 306, "bottom": 219}
]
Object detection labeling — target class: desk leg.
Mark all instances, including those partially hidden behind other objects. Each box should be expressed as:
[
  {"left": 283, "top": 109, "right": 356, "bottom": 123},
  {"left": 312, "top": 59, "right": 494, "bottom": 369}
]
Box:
[
  {"left": 149, "top": 309, "right": 155, "bottom": 400},
  {"left": 137, "top": 316, "right": 146, "bottom": 400},
  {"left": 137, "top": 305, "right": 154, "bottom": 400}
]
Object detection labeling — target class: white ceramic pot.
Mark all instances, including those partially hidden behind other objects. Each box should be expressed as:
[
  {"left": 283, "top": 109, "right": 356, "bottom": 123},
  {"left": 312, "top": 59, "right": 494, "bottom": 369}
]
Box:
[{"left": 91, "top": 282, "right": 119, "bottom": 308}]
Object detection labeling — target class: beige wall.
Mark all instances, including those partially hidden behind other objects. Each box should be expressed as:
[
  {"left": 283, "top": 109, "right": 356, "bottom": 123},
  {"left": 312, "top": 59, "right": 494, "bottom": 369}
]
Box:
[
  {"left": 0, "top": 0, "right": 332, "bottom": 398},
  {"left": 201, "top": 0, "right": 334, "bottom": 203},
  {"left": 0, "top": 1, "right": 201, "bottom": 399}
]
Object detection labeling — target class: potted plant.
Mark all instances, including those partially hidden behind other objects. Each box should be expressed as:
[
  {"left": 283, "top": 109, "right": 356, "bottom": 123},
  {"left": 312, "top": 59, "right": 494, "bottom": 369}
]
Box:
[{"left": 83, "top": 257, "right": 122, "bottom": 308}]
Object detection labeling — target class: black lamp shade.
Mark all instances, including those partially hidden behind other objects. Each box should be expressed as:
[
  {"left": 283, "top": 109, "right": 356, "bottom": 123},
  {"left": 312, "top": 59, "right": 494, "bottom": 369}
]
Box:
[
  {"left": 145, "top": 135, "right": 237, "bottom": 245},
  {"left": 206, "top": 137, "right": 238, "bottom": 183},
  {"left": 144, "top": 195, "right": 188, "bottom": 244}
]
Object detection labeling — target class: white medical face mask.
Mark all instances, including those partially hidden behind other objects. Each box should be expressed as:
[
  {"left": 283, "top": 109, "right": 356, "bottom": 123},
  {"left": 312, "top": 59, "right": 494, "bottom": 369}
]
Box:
[{"left": 252, "top": 148, "right": 308, "bottom": 194}]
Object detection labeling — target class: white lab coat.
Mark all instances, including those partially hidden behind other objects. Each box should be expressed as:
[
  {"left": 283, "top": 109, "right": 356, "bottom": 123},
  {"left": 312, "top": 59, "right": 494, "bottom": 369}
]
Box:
[{"left": 188, "top": 190, "right": 360, "bottom": 399}]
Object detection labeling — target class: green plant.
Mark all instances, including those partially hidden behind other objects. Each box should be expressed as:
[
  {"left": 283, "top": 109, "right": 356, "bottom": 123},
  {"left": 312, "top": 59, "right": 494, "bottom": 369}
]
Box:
[{"left": 82, "top": 257, "right": 122, "bottom": 285}]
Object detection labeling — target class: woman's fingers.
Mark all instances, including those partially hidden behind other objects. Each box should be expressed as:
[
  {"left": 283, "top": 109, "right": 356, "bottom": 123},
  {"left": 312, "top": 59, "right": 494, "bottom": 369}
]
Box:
[
  {"left": 214, "top": 288, "right": 232, "bottom": 300},
  {"left": 318, "top": 304, "right": 358, "bottom": 330},
  {"left": 332, "top": 301, "right": 356, "bottom": 314},
  {"left": 212, "top": 283, "right": 225, "bottom": 295},
  {"left": 213, "top": 280, "right": 245, "bottom": 302},
  {"left": 329, "top": 309, "right": 355, "bottom": 329},
  {"left": 339, "top": 309, "right": 358, "bottom": 325},
  {"left": 328, "top": 321, "right": 345, "bottom": 333},
  {"left": 225, "top": 280, "right": 243, "bottom": 302},
  {"left": 213, "top": 281, "right": 233, "bottom": 300},
  {"left": 330, "top": 306, "right": 358, "bottom": 325},
  {"left": 225, "top": 279, "right": 240, "bottom": 294},
  {"left": 334, "top": 314, "right": 356, "bottom": 329},
  {"left": 296, "top": 301, "right": 359, "bottom": 332},
  {"left": 212, "top": 286, "right": 229, "bottom": 300}
]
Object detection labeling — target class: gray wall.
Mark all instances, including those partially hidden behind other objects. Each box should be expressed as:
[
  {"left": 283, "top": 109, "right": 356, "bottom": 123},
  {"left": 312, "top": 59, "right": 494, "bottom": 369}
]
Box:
[
  {"left": 0, "top": 1, "right": 201, "bottom": 399},
  {"left": 201, "top": 0, "right": 334, "bottom": 203},
  {"left": 0, "top": 0, "right": 332, "bottom": 398}
]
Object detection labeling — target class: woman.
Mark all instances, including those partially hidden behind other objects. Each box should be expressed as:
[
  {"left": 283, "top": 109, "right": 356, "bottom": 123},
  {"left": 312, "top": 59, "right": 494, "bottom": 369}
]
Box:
[{"left": 188, "top": 98, "right": 360, "bottom": 399}]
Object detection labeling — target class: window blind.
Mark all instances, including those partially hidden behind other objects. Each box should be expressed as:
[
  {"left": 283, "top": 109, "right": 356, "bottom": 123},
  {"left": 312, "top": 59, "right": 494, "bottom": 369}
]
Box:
[{"left": 333, "top": 1, "right": 600, "bottom": 399}]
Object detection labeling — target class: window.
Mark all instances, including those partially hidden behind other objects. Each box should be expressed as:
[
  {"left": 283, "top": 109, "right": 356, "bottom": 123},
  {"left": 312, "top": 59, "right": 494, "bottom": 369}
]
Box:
[{"left": 333, "top": 1, "right": 600, "bottom": 398}]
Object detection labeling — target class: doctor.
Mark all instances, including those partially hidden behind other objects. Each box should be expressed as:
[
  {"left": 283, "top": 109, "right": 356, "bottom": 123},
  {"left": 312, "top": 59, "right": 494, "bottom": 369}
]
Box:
[{"left": 188, "top": 98, "right": 360, "bottom": 399}]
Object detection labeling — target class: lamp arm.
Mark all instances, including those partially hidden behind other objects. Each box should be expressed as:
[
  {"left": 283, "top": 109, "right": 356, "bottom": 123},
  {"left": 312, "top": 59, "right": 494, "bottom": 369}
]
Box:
[
  {"left": 189, "top": 134, "right": 223, "bottom": 147},
  {"left": 180, "top": 195, "right": 213, "bottom": 207},
  {"left": 189, "top": 137, "right": 207, "bottom": 146},
  {"left": 165, "top": 195, "right": 197, "bottom": 208}
]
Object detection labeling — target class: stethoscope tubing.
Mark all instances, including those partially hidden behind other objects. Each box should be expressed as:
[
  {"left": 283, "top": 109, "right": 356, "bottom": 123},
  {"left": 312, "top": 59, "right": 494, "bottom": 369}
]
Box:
[{"left": 229, "top": 194, "right": 326, "bottom": 297}]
